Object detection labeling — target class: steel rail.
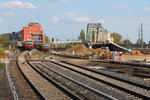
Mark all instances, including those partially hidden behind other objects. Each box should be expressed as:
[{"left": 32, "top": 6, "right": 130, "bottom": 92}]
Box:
[
  {"left": 43, "top": 60, "right": 150, "bottom": 100},
  {"left": 61, "top": 60, "right": 150, "bottom": 90},
  {"left": 17, "top": 52, "right": 46, "bottom": 100},
  {"left": 38, "top": 62, "right": 118, "bottom": 100},
  {"left": 26, "top": 58, "right": 82, "bottom": 100},
  {"left": 30, "top": 58, "right": 150, "bottom": 90}
]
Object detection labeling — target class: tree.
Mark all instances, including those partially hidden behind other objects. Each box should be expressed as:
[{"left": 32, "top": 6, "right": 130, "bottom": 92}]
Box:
[
  {"left": 45, "top": 35, "right": 50, "bottom": 43},
  {"left": 123, "top": 39, "right": 132, "bottom": 48},
  {"left": 78, "top": 30, "right": 85, "bottom": 41},
  {"left": 123, "top": 39, "right": 132, "bottom": 44},
  {"left": 0, "top": 37, "right": 8, "bottom": 43},
  {"left": 111, "top": 33, "right": 122, "bottom": 44}
]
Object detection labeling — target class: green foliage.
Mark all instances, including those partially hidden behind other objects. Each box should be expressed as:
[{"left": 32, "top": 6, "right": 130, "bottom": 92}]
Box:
[
  {"left": 45, "top": 35, "right": 50, "bottom": 43},
  {"left": 78, "top": 30, "right": 85, "bottom": 41},
  {"left": 0, "top": 37, "right": 8, "bottom": 43},
  {"left": 50, "top": 42, "right": 80, "bottom": 50},
  {"left": 65, "top": 42, "right": 80, "bottom": 49},
  {"left": 123, "top": 39, "right": 132, "bottom": 48},
  {"left": 32, "top": 50, "right": 44, "bottom": 57},
  {"left": 123, "top": 39, "right": 132, "bottom": 45},
  {"left": 0, "top": 45, "right": 8, "bottom": 58},
  {"left": 0, "top": 63, "right": 5, "bottom": 69},
  {"left": 111, "top": 33, "right": 122, "bottom": 44}
]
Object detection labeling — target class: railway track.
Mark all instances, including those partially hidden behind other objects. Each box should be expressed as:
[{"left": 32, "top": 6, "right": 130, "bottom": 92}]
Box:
[
  {"left": 29, "top": 62, "right": 117, "bottom": 99},
  {"left": 17, "top": 51, "right": 74, "bottom": 100},
  {"left": 50, "top": 53, "right": 150, "bottom": 78},
  {"left": 31, "top": 56, "right": 150, "bottom": 100},
  {"left": 8, "top": 52, "right": 39, "bottom": 100},
  {"left": 17, "top": 51, "right": 150, "bottom": 99}
]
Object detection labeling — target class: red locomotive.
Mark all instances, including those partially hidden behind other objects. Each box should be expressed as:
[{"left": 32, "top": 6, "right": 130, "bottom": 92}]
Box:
[
  {"left": 22, "top": 41, "right": 34, "bottom": 50},
  {"left": 35, "top": 43, "right": 50, "bottom": 52}
]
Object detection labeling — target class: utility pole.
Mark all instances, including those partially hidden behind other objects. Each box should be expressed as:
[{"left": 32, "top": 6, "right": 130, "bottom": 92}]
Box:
[
  {"left": 141, "top": 23, "right": 143, "bottom": 49},
  {"left": 96, "top": 28, "right": 99, "bottom": 43},
  {"left": 138, "top": 29, "right": 141, "bottom": 48},
  {"left": 126, "top": 34, "right": 131, "bottom": 48}
]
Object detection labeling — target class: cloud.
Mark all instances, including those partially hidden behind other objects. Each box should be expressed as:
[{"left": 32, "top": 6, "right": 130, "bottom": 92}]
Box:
[
  {"left": 4, "top": 12, "right": 15, "bottom": 16},
  {"left": 0, "top": 18, "right": 3, "bottom": 23},
  {"left": 59, "top": 0, "right": 70, "bottom": 2},
  {"left": 115, "top": 4, "right": 129, "bottom": 8},
  {"left": 67, "top": 12, "right": 76, "bottom": 17},
  {"left": 44, "top": 0, "right": 70, "bottom": 4},
  {"left": 50, "top": 16, "right": 60, "bottom": 22},
  {"left": 47, "top": 0, "right": 70, "bottom": 3},
  {"left": 68, "top": 12, "right": 91, "bottom": 23},
  {"left": 144, "top": 8, "right": 150, "bottom": 12},
  {"left": 50, "top": 12, "right": 91, "bottom": 23},
  {"left": 71, "top": 16, "right": 90, "bottom": 23},
  {"left": 96, "top": 19, "right": 105, "bottom": 23},
  {"left": 0, "top": 1, "right": 37, "bottom": 9}
]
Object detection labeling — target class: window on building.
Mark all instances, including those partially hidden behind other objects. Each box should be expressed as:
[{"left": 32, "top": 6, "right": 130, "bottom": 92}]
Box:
[
  {"left": 34, "top": 31, "right": 38, "bottom": 34},
  {"left": 28, "top": 27, "right": 32, "bottom": 29},
  {"left": 34, "top": 27, "right": 38, "bottom": 30},
  {"left": 27, "top": 38, "right": 32, "bottom": 40},
  {"left": 34, "top": 35, "right": 42, "bottom": 41},
  {"left": 27, "top": 34, "right": 31, "bottom": 37},
  {"left": 28, "top": 31, "right": 32, "bottom": 33}
]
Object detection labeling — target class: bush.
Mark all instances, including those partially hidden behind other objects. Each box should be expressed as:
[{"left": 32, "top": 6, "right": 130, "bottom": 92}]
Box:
[{"left": 0, "top": 63, "right": 5, "bottom": 69}]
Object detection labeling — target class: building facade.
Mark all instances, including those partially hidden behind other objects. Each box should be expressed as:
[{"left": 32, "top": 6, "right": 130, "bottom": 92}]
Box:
[
  {"left": 93, "top": 30, "right": 113, "bottom": 43},
  {"left": 22, "top": 22, "right": 45, "bottom": 43},
  {"left": 0, "top": 22, "right": 45, "bottom": 43}
]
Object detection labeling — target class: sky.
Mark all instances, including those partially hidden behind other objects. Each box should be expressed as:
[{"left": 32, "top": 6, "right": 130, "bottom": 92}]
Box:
[{"left": 0, "top": 0, "right": 150, "bottom": 43}]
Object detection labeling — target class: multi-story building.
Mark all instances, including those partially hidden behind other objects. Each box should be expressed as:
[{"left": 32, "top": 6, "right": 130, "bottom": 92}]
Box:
[
  {"left": 10, "top": 31, "right": 22, "bottom": 41},
  {"left": 22, "top": 22, "right": 45, "bottom": 43},
  {"left": 93, "top": 30, "right": 114, "bottom": 43}
]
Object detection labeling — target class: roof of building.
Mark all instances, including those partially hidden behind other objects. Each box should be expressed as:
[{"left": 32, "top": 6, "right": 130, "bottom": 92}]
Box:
[{"left": 28, "top": 22, "right": 39, "bottom": 26}]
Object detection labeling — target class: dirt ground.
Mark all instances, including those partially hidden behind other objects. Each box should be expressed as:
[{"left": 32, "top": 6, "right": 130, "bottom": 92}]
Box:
[
  {"left": 53, "top": 55, "right": 117, "bottom": 68},
  {"left": 51, "top": 55, "right": 150, "bottom": 81},
  {"left": 0, "top": 67, "right": 13, "bottom": 100},
  {"left": 121, "top": 54, "right": 150, "bottom": 62}
]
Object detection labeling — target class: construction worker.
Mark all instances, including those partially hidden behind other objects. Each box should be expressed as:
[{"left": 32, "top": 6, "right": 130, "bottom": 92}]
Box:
[{"left": 99, "top": 52, "right": 102, "bottom": 59}]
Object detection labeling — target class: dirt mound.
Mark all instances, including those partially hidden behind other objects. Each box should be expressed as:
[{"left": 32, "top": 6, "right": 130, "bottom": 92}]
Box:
[
  {"left": 130, "top": 50, "right": 141, "bottom": 55},
  {"left": 65, "top": 45, "right": 106, "bottom": 56},
  {"left": 91, "top": 48, "right": 105, "bottom": 54},
  {"left": 65, "top": 45, "right": 93, "bottom": 56}
]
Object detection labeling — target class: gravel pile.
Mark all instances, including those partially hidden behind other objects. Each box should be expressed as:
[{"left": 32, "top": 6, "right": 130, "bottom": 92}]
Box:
[{"left": 65, "top": 45, "right": 106, "bottom": 56}]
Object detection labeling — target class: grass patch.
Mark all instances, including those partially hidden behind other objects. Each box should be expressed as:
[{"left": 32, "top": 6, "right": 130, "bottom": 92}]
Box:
[
  {"left": 0, "top": 63, "right": 5, "bottom": 69},
  {"left": 31, "top": 50, "right": 45, "bottom": 58}
]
